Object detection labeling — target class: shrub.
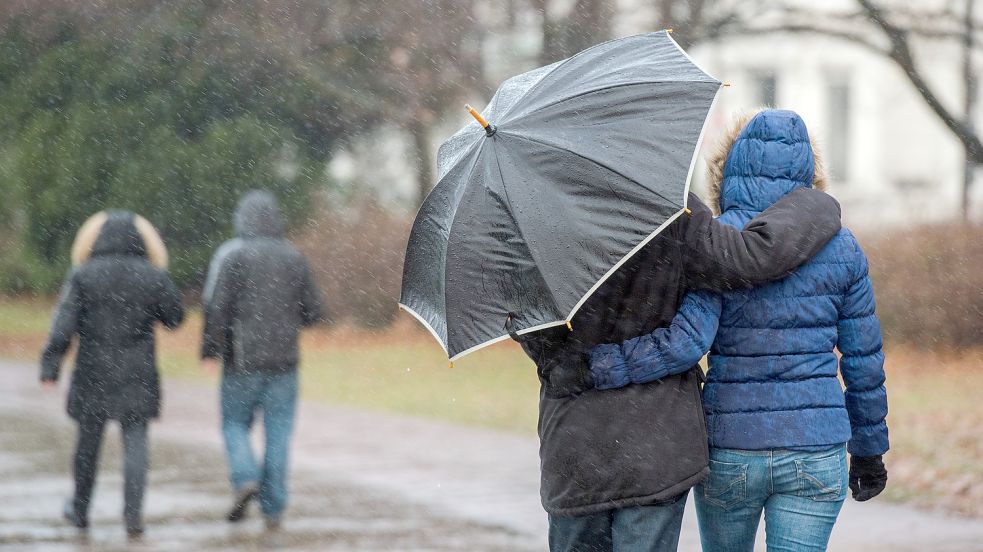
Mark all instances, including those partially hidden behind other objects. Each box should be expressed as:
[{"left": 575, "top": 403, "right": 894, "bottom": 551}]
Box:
[
  {"left": 0, "top": 7, "right": 359, "bottom": 291},
  {"left": 864, "top": 224, "right": 983, "bottom": 349},
  {"left": 295, "top": 200, "right": 411, "bottom": 329}
]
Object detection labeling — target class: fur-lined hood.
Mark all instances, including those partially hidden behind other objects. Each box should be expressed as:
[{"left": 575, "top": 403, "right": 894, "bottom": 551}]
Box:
[
  {"left": 705, "top": 109, "right": 826, "bottom": 214},
  {"left": 71, "top": 210, "right": 168, "bottom": 269}
]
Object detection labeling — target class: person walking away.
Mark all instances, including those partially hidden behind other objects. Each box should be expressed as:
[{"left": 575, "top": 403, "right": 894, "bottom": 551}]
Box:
[
  {"left": 40, "top": 211, "right": 184, "bottom": 538},
  {"left": 588, "top": 110, "right": 889, "bottom": 551},
  {"left": 200, "top": 190, "right": 325, "bottom": 530}
]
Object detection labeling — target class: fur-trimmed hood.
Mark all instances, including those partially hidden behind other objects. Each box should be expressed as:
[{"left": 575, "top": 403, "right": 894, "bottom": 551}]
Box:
[
  {"left": 71, "top": 210, "right": 168, "bottom": 269},
  {"left": 705, "top": 109, "right": 826, "bottom": 214}
]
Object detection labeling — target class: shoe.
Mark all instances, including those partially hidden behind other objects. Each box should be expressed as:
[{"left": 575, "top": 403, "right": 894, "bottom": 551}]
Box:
[
  {"left": 126, "top": 526, "right": 144, "bottom": 541},
  {"left": 264, "top": 515, "right": 282, "bottom": 532},
  {"left": 226, "top": 484, "right": 259, "bottom": 523},
  {"left": 63, "top": 500, "right": 88, "bottom": 530}
]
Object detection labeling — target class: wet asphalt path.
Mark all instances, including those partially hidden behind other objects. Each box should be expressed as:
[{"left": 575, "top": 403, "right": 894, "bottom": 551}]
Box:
[{"left": 2, "top": 359, "right": 982, "bottom": 551}]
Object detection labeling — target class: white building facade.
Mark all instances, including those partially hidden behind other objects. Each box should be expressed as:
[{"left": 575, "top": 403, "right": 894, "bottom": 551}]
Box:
[
  {"left": 332, "top": 2, "right": 983, "bottom": 230},
  {"left": 612, "top": 2, "right": 983, "bottom": 229}
]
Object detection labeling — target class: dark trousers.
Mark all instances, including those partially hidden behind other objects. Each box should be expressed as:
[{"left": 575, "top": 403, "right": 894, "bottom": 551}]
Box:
[
  {"left": 73, "top": 415, "right": 149, "bottom": 528},
  {"left": 548, "top": 493, "right": 688, "bottom": 552}
]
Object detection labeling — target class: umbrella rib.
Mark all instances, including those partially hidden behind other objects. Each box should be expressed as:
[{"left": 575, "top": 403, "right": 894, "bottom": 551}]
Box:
[
  {"left": 485, "top": 140, "right": 565, "bottom": 314},
  {"left": 504, "top": 79, "right": 718, "bottom": 126},
  {"left": 438, "top": 144, "right": 492, "bottom": 349},
  {"left": 428, "top": 135, "right": 485, "bottom": 205},
  {"left": 501, "top": 31, "right": 674, "bottom": 120},
  {"left": 503, "top": 131, "right": 684, "bottom": 210},
  {"left": 401, "top": 139, "right": 487, "bottom": 353}
]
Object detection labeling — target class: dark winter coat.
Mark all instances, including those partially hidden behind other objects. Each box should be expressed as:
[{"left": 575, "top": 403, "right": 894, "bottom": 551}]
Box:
[
  {"left": 201, "top": 191, "right": 324, "bottom": 373},
  {"left": 516, "top": 186, "right": 842, "bottom": 517},
  {"left": 40, "top": 211, "right": 184, "bottom": 421},
  {"left": 590, "top": 110, "right": 889, "bottom": 457}
]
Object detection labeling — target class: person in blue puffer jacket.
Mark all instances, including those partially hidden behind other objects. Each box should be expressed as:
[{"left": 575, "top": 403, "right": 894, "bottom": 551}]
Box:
[{"left": 589, "top": 109, "right": 888, "bottom": 552}]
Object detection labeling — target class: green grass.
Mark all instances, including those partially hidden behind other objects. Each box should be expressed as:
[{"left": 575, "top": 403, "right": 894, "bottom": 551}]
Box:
[
  {"left": 0, "top": 298, "right": 55, "bottom": 337},
  {"left": 296, "top": 343, "right": 539, "bottom": 432},
  {"left": 4, "top": 299, "right": 541, "bottom": 432},
  {"left": 158, "top": 336, "right": 541, "bottom": 432}
]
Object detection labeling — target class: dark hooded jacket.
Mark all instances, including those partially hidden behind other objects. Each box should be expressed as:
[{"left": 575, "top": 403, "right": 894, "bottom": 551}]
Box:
[
  {"left": 40, "top": 211, "right": 184, "bottom": 421},
  {"left": 517, "top": 188, "right": 841, "bottom": 516},
  {"left": 201, "top": 191, "right": 324, "bottom": 373}
]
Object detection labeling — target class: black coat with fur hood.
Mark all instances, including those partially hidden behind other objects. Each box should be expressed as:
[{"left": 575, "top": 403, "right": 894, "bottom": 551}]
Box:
[{"left": 41, "top": 210, "right": 184, "bottom": 421}]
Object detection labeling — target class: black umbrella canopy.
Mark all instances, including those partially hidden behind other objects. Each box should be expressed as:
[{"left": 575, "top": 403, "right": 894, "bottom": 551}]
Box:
[{"left": 400, "top": 31, "right": 720, "bottom": 360}]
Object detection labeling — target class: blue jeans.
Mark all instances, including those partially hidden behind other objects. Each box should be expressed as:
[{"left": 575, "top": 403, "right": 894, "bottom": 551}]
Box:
[
  {"left": 695, "top": 446, "right": 848, "bottom": 552},
  {"left": 221, "top": 371, "right": 298, "bottom": 518},
  {"left": 548, "top": 493, "right": 687, "bottom": 552}
]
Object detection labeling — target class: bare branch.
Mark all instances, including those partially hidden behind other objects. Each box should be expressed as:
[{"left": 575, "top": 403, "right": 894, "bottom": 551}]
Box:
[
  {"left": 858, "top": 0, "right": 983, "bottom": 162},
  {"left": 712, "top": 24, "right": 888, "bottom": 57}
]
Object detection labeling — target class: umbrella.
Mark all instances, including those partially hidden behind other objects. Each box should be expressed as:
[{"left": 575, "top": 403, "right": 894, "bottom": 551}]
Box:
[{"left": 399, "top": 30, "right": 721, "bottom": 362}]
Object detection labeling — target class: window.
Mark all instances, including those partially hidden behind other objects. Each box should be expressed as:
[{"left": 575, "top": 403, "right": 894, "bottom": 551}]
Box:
[{"left": 826, "top": 76, "right": 852, "bottom": 183}]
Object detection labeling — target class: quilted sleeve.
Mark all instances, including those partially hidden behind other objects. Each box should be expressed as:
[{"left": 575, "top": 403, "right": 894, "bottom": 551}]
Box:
[
  {"left": 588, "top": 290, "right": 722, "bottom": 390},
  {"left": 837, "top": 242, "right": 889, "bottom": 456}
]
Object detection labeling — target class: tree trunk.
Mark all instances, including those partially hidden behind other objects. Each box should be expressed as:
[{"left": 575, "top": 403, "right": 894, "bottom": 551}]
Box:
[
  {"left": 534, "top": 0, "right": 564, "bottom": 65},
  {"left": 565, "top": 0, "right": 614, "bottom": 55},
  {"left": 858, "top": 0, "right": 983, "bottom": 163},
  {"left": 536, "top": 0, "right": 613, "bottom": 64},
  {"left": 963, "top": 0, "right": 977, "bottom": 222},
  {"left": 656, "top": 0, "right": 675, "bottom": 29},
  {"left": 409, "top": 120, "right": 433, "bottom": 208}
]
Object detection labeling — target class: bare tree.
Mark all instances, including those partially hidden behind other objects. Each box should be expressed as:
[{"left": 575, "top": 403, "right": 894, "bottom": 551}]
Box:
[
  {"left": 962, "top": 0, "right": 977, "bottom": 221},
  {"left": 689, "top": 0, "right": 983, "bottom": 221},
  {"left": 316, "top": 1, "right": 484, "bottom": 207},
  {"left": 533, "top": 0, "right": 616, "bottom": 64},
  {"left": 651, "top": 0, "right": 773, "bottom": 48}
]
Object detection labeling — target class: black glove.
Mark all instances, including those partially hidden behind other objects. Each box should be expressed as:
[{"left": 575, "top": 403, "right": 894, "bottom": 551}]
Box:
[
  {"left": 541, "top": 349, "right": 593, "bottom": 399},
  {"left": 506, "top": 314, "right": 593, "bottom": 399},
  {"left": 849, "top": 455, "right": 887, "bottom": 501}
]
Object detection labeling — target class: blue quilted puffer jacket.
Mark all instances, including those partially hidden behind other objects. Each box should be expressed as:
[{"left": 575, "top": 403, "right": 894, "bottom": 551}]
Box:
[{"left": 589, "top": 109, "right": 889, "bottom": 457}]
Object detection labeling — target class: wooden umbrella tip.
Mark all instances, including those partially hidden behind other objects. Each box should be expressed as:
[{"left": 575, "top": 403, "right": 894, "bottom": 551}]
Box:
[{"left": 466, "top": 104, "right": 490, "bottom": 129}]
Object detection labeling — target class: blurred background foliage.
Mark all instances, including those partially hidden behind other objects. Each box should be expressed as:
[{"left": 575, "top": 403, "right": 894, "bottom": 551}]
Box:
[
  {"left": 0, "top": 0, "right": 375, "bottom": 290},
  {"left": 0, "top": 0, "right": 979, "bottom": 347}
]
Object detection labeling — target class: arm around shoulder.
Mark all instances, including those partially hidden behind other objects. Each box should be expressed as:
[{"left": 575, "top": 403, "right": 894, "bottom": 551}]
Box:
[
  {"left": 685, "top": 189, "right": 841, "bottom": 291},
  {"left": 589, "top": 290, "right": 722, "bottom": 390}
]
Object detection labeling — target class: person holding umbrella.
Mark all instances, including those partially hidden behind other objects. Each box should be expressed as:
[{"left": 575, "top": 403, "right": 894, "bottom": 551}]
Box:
[
  {"left": 509, "top": 160, "right": 840, "bottom": 552},
  {"left": 399, "top": 32, "right": 843, "bottom": 551},
  {"left": 40, "top": 211, "right": 184, "bottom": 538},
  {"left": 200, "top": 190, "right": 324, "bottom": 530},
  {"left": 588, "top": 110, "right": 889, "bottom": 551}
]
